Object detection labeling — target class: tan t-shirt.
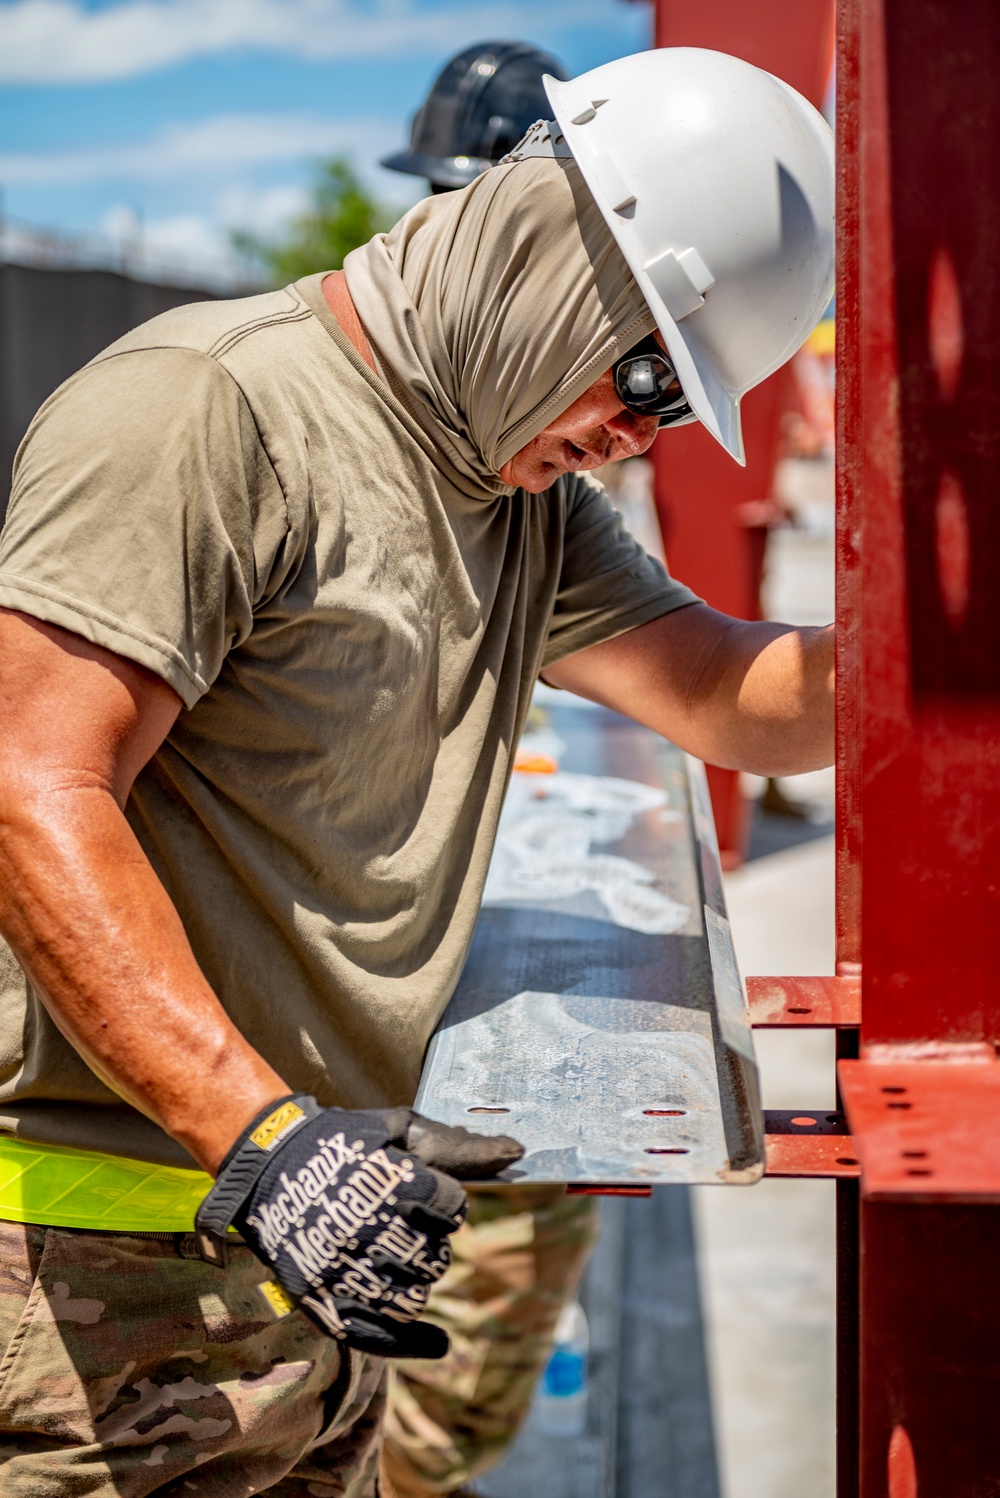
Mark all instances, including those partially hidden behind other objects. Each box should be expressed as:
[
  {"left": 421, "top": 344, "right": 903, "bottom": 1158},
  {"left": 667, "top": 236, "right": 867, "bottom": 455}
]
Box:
[{"left": 0, "top": 275, "right": 697, "bottom": 1166}]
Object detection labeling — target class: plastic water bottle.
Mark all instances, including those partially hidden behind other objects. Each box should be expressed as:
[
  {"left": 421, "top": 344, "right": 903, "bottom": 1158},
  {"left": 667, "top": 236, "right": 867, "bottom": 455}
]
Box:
[{"left": 536, "top": 1300, "right": 589, "bottom": 1437}]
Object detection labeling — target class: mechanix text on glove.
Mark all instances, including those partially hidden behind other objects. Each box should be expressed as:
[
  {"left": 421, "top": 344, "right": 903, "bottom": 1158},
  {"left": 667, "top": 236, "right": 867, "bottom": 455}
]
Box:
[{"left": 195, "top": 1094, "right": 523, "bottom": 1359}]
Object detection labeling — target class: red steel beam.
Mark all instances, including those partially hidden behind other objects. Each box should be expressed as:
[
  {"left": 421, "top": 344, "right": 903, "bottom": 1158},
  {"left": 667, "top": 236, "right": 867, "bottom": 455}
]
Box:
[
  {"left": 835, "top": 0, "right": 863, "bottom": 975},
  {"left": 858, "top": 1204, "right": 1000, "bottom": 1498},
  {"left": 841, "top": 1, "right": 1000, "bottom": 1491},
  {"left": 857, "top": 0, "right": 1000, "bottom": 1052},
  {"left": 834, "top": 5, "right": 863, "bottom": 1489}
]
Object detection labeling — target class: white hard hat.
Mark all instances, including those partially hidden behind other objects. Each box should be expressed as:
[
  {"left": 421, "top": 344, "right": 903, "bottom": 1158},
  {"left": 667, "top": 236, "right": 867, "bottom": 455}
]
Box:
[{"left": 510, "top": 48, "right": 835, "bottom": 465}]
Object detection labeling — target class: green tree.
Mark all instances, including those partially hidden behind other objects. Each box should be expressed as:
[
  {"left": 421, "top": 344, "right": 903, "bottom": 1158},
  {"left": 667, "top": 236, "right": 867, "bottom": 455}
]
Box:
[{"left": 233, "top": 157, "right": 394, "bottom": 283}]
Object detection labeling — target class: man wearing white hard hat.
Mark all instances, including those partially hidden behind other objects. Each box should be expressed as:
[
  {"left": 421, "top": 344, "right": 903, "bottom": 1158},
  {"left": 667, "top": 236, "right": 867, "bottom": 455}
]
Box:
[{"left": 0, "top": 48, "right": 833, "bottom": 1496}]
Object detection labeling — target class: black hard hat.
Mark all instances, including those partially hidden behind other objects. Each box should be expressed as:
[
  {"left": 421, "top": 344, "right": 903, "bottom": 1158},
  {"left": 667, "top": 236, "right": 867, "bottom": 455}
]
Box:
[{"left": 381, "top": 41, "right": 570, "bottom": 191}]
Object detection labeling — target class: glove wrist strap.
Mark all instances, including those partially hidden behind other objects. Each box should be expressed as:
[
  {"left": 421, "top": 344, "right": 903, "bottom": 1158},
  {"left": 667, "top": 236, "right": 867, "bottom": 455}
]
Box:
[{"left": 195, "top": 1093, "right": 318, "bottom": 1268}]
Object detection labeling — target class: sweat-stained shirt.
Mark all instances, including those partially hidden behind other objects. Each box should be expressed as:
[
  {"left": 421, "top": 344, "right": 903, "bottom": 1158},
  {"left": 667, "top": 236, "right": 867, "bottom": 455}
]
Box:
[{"left": 0, "top": 274, "right": 698, "bottom": 1167}]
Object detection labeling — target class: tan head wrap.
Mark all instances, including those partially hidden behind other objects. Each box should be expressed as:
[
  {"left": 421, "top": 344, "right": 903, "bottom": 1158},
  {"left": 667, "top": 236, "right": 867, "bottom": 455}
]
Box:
[{"left": 343, "top": 157, "right": 654, "bottom": 499}]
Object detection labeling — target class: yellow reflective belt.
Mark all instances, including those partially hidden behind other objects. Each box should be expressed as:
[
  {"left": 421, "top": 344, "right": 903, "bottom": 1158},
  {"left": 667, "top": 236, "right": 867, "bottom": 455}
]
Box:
[{"left": 0, "top": 1133, "right": 212, "bottom": 1233}]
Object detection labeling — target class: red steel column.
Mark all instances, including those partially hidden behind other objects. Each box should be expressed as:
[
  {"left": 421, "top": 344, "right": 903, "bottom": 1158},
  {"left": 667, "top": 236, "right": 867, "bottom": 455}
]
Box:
[
  {"left": 652, "top": 0, "right": 834, "bottom": 865},
  {"left": 834, "top": 4, "right": 862, "bottom": 1490},
  {"left": 858, "top": 0, "right": 1000, "bottom": 1049},
  {"left": 844, "top": 1, "right": 1000, "bottom": 1491}
]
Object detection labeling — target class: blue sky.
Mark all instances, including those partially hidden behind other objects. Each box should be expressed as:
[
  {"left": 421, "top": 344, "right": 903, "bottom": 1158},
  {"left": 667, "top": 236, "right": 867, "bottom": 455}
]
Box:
[{"left": 0, "top": 0, "right": 652, "bottom": 278}]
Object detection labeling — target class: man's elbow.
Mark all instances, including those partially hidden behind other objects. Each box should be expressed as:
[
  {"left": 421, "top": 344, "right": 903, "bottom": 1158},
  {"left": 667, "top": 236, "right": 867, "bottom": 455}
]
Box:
[
  {"left": 714, "top": 724, "right": 834, "bottom": 780},
  {"left": 0, "top": 747, "right": 110, "bottom": 867}
]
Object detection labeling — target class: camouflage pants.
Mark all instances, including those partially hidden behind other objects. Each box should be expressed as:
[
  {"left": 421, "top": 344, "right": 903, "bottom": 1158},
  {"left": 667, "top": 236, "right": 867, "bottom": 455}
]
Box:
[
  {"left": 0, "top": 1187, "right": 596, "bottom": 1496},
  {"left": 0, "top": 1220, "right": 386, "bottom": 1496},
  {"left": 383, "top": 1185, "right": 598, "bottom": 1497}
]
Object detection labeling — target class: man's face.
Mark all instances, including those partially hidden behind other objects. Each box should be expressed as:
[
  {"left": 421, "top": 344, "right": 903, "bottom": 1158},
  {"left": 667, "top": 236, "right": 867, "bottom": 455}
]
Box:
[{"left": 499, "top": 364, "right": 661, "bottom": 494}]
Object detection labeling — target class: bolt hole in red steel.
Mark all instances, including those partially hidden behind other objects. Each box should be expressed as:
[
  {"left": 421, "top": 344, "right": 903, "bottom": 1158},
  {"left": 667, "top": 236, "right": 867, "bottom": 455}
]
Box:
[
  {"left": 905, "top": 1168, "right": 933, "bottom": 1178},
  {"left": 791, "top": 1116, "right": 817, "bottom": 1127},
  {"left": 467, "top": 1106, "right": 510, "bottom": 1114},
  {"left": 645, "top": 1147, "right": 690, "bottom": 1155},
  {"left": 786, "top": 1006, "right": 812, "bottom": 1014},
  {"left": 887, "top": 1102, "right": 913, "bottom": 1110},
  {"left": 926, "top": 248, "right": 972, "bottom": 621},
  {"left": 881, "top": 1086, "right": 907, "bottom": 1094},
  {"left": 934, "top": 471, "right": 971, "bottom": 627},
  {"left": 928, "top": 243, "right": 963, "bottom": 400},
  {"left": 901, "top": 1150, "right": 928, "bottom": 1159},
  {"left": 643, "top": 1109, "right": 687, "bottom": 1117},
  {"left": 888, "top": 1423, "right": 917, "bottom": 1498},
  {"left": 837, "top": 1158, "right": 859, "bottom": 1167}
]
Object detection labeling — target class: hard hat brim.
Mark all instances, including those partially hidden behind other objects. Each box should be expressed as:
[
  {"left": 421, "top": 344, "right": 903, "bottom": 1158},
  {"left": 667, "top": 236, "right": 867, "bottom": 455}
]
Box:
[{"left": 380, "top": 147, "right": 489, "bottom": 190}]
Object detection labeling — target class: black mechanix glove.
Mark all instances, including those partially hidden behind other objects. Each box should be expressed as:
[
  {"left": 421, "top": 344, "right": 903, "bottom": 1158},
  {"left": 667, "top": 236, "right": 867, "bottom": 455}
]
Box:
[{"left": 195, "top": 1094, "right": 523, "bottom": 1359}]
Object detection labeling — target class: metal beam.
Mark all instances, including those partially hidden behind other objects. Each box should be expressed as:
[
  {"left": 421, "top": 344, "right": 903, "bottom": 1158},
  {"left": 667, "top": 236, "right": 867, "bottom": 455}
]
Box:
[
  {"left": 416, "top": 700, "right": 764, "bottom": 1186},
  {"left": 837, "top": 0, "right": 1000, "bottom": 1489}
]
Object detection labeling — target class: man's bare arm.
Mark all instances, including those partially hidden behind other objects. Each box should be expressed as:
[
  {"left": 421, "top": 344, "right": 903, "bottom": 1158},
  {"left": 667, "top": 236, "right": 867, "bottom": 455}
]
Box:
[
  {"left": 543, "top": 603, "right": 834, "bottom": 776},
  {"left": 0, "top": 610, "right": 288, "bottom": 1174}
]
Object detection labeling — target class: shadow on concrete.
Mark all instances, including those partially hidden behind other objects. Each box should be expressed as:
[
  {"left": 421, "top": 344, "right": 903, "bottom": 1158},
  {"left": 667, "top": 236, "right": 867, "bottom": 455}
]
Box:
[{"left": 476, "top": 1189, "right": 720, "bottom": 1498}]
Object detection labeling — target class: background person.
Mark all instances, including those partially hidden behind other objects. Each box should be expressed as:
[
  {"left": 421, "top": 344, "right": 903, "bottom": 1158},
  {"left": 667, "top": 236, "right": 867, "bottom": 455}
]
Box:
[{"left": 381, "top": 40, "right": 569, "bottom": 194}]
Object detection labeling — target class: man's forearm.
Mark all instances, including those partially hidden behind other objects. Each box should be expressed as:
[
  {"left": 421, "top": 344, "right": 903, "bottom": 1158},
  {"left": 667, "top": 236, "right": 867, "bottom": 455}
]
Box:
[
  {"left": 0, "top": 778, "right": 287, "bottom": 1174},
  {"left": 544, "top": 606, "right": 835, "bottom": 777}
]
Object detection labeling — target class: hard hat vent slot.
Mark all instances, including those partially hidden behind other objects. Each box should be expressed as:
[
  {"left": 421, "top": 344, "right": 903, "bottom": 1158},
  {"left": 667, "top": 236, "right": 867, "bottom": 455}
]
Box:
[
  {"left": 590, "top": 150, "right": 637, "bottom": 216},
  {"left": 644, "top": 247, "right": 716, "bottom": 322},
  {"left": 560, "top": 84, "right": 608, "bottom": 127}
]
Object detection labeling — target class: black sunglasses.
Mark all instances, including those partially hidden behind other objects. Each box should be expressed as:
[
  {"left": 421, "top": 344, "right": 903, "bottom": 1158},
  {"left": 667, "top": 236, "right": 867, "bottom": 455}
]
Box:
[{"left": 613, "top": 334, "right": 695, "bottom": 429}]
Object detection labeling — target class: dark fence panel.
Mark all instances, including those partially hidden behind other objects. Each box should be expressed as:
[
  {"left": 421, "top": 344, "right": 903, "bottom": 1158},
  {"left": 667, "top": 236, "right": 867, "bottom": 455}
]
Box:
[{"left": 0, "top": 263, "right": 219, "bottom": 521}]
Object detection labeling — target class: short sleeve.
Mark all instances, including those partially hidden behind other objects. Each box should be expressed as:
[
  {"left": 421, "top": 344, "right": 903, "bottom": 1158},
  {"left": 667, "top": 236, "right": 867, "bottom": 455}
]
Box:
[
  {"left": 0, "top": 348, "right": 290, "bottom": 708},
  {"left": 542, "top": 472, "right": 700, "bottom": 668}
]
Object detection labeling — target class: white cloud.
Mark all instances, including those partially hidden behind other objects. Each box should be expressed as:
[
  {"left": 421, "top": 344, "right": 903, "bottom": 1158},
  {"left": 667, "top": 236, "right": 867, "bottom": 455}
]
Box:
[
  {"left": 0, "top": 111, "right": 400, "bottom": 185},
  {"left": 95, "top": 202, "right": 249, "bottom": 284},
  {"left": 96, "top": 189, "right": 317, "bottom": 282},
  {"left": 0, "top": 0, "right": 604, "bottom": 83},
  {"left": 218, "top": 183, "right": 311, "bottom": 234},
  {"left": 101, "top": 203, "right": 220, "bottom": 258}
]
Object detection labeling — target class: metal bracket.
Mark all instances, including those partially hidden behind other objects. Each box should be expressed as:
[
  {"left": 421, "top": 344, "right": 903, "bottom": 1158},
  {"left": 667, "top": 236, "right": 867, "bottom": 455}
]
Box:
[
  {"left": 747, "top": 975, "right": 862, "bottom": 1028},
  {"left": 748, "top": 979, "right": 863, "bottom": 1179},
  {"left": 762, "top": 1109, "right": 861, "bottom": 1179},
  {"left": 839, "top": 1052, "right": 1000, "bottom": 1201},
  {"left": 567, "top": 1112, "right": 864, "bottom": 1187}
]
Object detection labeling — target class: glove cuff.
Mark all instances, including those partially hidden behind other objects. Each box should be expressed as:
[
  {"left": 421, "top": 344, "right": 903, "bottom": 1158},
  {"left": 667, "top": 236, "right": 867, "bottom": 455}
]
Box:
[{"left": 195, "top": 1093, "right": 319, "bottom": 1267}]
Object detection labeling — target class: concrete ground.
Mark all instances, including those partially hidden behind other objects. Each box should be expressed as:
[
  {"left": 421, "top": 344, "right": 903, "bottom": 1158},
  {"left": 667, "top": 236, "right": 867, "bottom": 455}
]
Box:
[{"left": 695, "top": 837, "right": 836, "bottom": 1498}]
